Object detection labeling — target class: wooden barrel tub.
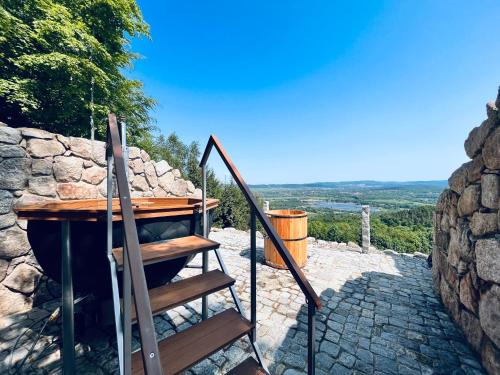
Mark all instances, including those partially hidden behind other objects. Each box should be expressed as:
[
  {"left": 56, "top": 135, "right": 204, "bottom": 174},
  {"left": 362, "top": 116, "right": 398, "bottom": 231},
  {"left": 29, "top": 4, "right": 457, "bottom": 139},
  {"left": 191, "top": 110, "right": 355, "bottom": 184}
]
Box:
[
  {"left": 15, "top": 197, "right": 218, "bottom": 299},
  {"left": 264, "top": 209, "right": 308, "bottom": 269}
]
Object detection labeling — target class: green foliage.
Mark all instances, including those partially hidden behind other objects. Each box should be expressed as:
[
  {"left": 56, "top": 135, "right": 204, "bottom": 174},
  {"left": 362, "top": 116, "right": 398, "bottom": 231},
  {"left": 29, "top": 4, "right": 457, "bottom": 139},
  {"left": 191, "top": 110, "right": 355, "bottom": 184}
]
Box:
[
  {"left": 307, "top": 206, "right": 434, "bottom": 253},
  {"left": 309, "top": 213, "right": 361, "bottom": 244},
  {"left": 0, "top": 0, "right": 155, "bottom": 143},
  {"left": 144, "top": 131, "right": 252, "bottom": 230}
]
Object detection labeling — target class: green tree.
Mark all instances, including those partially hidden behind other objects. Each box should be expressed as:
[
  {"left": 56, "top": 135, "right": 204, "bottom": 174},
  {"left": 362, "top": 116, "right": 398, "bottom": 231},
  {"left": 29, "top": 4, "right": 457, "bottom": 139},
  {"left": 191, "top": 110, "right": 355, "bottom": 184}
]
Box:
[{"left": 0, "top": 0, "right": 155, "bottom": 143}]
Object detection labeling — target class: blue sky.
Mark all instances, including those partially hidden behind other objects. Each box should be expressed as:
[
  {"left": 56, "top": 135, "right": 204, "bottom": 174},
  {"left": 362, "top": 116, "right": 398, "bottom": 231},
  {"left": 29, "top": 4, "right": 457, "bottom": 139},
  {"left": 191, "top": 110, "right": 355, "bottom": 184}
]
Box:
[{"left": 131, "top": 1, "right": 500, "bottom": 184}]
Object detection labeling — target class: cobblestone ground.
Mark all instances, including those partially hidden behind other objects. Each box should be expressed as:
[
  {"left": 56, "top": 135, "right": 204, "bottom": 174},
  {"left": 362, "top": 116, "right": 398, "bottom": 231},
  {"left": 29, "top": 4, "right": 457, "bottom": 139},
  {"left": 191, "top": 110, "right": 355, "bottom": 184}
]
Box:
[{"left": 0, "top": 228, "right": 486, "bottom": 374}]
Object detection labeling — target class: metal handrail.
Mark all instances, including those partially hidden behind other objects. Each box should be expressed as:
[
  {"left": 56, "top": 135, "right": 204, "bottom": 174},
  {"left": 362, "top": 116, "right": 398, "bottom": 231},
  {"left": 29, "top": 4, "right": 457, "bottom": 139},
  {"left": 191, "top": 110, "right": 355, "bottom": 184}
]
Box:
[
  {"left": 200, "top": 134, "right": 321, "bottom": 374},
  {"left": 200, "top": 135, "right": 321, "bottom": 308},
  {"left": 107, "top": 114, "right": 163, "bottom": 375}
]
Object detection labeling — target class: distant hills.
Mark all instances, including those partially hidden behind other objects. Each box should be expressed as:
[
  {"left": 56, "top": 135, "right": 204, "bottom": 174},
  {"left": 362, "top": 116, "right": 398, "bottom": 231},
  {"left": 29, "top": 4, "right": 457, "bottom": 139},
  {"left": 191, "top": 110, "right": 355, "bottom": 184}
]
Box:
[{"left": 250, "top": 180, "right": 448, "bottom": 189}]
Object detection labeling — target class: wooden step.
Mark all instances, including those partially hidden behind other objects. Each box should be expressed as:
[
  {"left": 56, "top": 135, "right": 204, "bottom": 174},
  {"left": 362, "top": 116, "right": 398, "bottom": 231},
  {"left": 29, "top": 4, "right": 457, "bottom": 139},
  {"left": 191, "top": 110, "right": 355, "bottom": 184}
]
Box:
[
  {"left": 130, "top": 270, "right": 235, "bottom": 322},
  {"left": 132, "top": 309, "right": 253, "bottom": 375},
  {"left": 113, "top": 235, "right": 220, "bottom": 269},
  {"left": 226, "top": 357, "right": 268, "bottom": 375}
]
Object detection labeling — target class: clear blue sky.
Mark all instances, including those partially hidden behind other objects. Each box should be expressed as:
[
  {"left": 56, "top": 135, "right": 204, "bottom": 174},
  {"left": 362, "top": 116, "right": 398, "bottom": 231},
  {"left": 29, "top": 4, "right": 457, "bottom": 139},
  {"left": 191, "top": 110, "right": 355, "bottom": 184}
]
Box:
[{"left": 130, "top": 1, "right": 500, "bottom": 184}]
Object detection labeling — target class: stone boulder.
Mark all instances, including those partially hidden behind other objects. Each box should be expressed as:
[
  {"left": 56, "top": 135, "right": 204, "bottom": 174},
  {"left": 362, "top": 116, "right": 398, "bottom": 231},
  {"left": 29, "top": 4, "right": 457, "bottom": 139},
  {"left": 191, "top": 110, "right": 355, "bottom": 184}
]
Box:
[
  {"left": 0, "top": 145, "right": 26, "bottom": 158},
  {"left": 144, "top": 162, "right": 158, "bottom": 188},
  {"left": 0, "top": 127, "right": 22, "bottom": 144},
  {"left": 476, "top": 238, "right": 500, "bottom": 283},
  {"left": 0, "top": 190, "right": 14, "bottom": 214},
  {"left": 82, "top": 166, "right": 106, "bottom": 185},
  {"left": 481, "top": 174, "right": 499, "bottom": 209},
  {"left": 0, "top": 227, "right": 30, "bottom": 259},
  {"left": 464, "top": 117, "right": 496, "bottom": 159},
  {"left": 27, "top": 139, "right": 65, "bottom": 158},
  {"left": 53, "top": 156, "right": 83, "bottom": 182},
  {"left": 28, "top": 176, "right": 57, "bottom": 197},
  {"left": 3, "top": 263, "right": 42, "bottom": 295},
  {"left": 31, "top": 158, "right": 53, "bottom": 176},
  {"left": 479, "top": 284, "right": 500, "bottom": 347},
  {"left": 57, "top": 182, "right": 98, "bottom": 200},
  {"left": 457, "top": 185, "right": 481, "bottom": 217},
  {"left": 470, "top": 212, "right": 497, "bottom": 236},
  {"left": 154, "top": 160, "right": 171, "bottom": 177},
  {"left": 0, "top": 285, "right": 31, "bottom": 316},
  {"left": 0, "top": 158, "right": 31, "bottom": 190},
  {"left": 19, "top": 127, "right": 54, "bottom": 139},
  {"left": 448, "top": 163, "right": 470, "bottom": 194},
  {"left": 482, "top": 127, "right": 500, "bottom": 170}
]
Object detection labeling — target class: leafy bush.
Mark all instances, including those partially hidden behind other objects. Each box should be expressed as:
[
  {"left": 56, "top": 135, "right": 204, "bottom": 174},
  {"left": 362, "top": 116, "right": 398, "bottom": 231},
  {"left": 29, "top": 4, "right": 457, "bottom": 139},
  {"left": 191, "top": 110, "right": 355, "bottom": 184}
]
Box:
[{"left": 0, "top": 0, "right": 155, "bottom": 142}]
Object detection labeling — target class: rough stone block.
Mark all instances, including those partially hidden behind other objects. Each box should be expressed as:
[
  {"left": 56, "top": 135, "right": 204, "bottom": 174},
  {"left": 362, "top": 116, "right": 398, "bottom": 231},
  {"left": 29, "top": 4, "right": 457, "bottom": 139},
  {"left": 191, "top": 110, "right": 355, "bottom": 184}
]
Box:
[
  {"left": 457, "top": 185, "right": 481, "bottom": 217},
  {"left": 68, "top": 137, "right": 92, "bottom": 159},
  {"left": 0, "top": 227, "right": 30, "bottom": 259},
  {"left": 28, "top": 176, "right": 57, "bottom": 197},
  {"left": 82, "top": 165, "right": 106, "bottom": 185},
  {"left": 467, "top": 155, "right": 484, "bottom": 182},
  {"left": 27, "top": 139, "right": 65, "bottom": 158},
  {"left": 479, "top": 284, "right": 500, "bottom": 347},
  {"left": 0, "top": 190, "right": 13, "bottom": 214},
  {"left": 459, "top": 272, "right": 478, "bottom": 313},
  {"left": 154, "top": 160, "right": 171, "bottom": 177},
  {"left": 128, "top": 147, "right": 141, "bottom": 159},
  {"left": 0, "top": 127, "right": 21, "bottom": 144},
  {"left": 449, "top": 162, "right": 470, "bottom": 194},
  {"left": 140, "top": 149, "right": 150, "bottom": 162},
  {"left": 483, "top": 127, "right": 500, "bottom": 170},
  {"left": 481, "top": 173, "right": 499, "bottom": 209},
  {"left": 470, "top": 212, "right": 497, "bottom": 236},
  {"left": 53, "top": 156, "right": 83, "bottom": 182},
  {"left": 131, "top": 175, "right": 149, "bottom": 192},
  {"left": 482, "top": 338, "right": 500, "bottom": 375},
  {"left": 158, "top": 171, "right": 175, "bottom": 191},
  {"left": 0, "top": 213, "right": 16, "bottom": 229},
  {"left": 464, "top": 118, "right": 496, "bottom": 159},
  {"left": 19, "top": 127, "right": 54, "bottom": 139},
  {"left": 0, "top": 158, "right": 31, "bottom": 190},
  {"left": 129, "top": 158, "right": 144, "bottom": 174},
  {"left": 144, "top": 162, "right": 158, "bottom": 188},
  {"left": 440, "top": 277, "right": 460, "bottom": 322},
  {"left": 3, "top": 263, "right": 42, "bottom": 295},
  {"left": 57, "top": 182, "right": 98, "bottom": 200},
  {"left": 0, "top": 285, "right": 31, "bottom": 316},
  {"left": 0, "top": 145, "right": 26, "bottom": 158},
  {"left": 476, "top": 238, "right": 500, "bottom": 283},
  {"left": 460, "top": 308, "right": 483, "bottom": 352},
  {"left": 31, "top": 158, "right": 53, "bottom": 176}
]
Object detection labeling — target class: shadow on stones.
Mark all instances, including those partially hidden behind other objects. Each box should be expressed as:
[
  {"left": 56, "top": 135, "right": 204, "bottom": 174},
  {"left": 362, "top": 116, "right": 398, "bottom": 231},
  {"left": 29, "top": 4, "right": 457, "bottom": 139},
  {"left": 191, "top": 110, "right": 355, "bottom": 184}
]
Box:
[{"left": 267, "top": 254, "right": 485, "bottom": 375}]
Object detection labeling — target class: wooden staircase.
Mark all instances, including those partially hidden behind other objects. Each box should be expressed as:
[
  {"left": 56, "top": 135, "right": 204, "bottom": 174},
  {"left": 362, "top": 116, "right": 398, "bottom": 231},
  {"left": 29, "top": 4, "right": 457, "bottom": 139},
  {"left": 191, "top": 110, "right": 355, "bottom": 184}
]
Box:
[
  {"left": 106, "top": 114, "right": 320, "bottom": 375},
  {"left": 114, "top": 235, "right": 265, "bottom": 374}
]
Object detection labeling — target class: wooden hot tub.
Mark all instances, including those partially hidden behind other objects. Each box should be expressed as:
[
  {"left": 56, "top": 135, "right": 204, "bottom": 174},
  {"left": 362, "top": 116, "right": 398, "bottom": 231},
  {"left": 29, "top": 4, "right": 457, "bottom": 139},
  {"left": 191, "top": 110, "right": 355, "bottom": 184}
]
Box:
[{"left": 15, "top": 197, "right": 218, "bottom": 298}]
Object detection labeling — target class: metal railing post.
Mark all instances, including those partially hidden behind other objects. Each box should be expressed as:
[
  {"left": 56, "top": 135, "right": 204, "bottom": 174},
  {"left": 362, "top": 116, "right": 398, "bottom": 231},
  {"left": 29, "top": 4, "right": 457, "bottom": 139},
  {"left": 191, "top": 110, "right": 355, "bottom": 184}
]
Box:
[
  {"left": 107, "top": 131, "right": 124, "bottom": 375},
  {"left": 307, "top": 301, "right": 316, "bottom": 375},
  {"left": 61, "top": 221, "right": 74, "bottom": 375},
  {"left": 201, "top": 164, "right": 208, "bottom": 320},
  {"left": 120, "top": 121, "right": 132, "bottom": 375},
  {"left": 250, "top": 208, "right": 257, "bottom": 342}
]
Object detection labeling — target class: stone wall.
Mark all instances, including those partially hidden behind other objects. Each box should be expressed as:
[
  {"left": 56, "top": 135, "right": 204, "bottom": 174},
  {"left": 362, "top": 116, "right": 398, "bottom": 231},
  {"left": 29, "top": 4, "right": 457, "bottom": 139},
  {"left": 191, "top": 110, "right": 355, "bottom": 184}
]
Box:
[
  {"left": 433, "top": 89, "right": 500, "bottom": 374},
  {"left": 0, "top": 123, "right": 201, "bottom": 317}
]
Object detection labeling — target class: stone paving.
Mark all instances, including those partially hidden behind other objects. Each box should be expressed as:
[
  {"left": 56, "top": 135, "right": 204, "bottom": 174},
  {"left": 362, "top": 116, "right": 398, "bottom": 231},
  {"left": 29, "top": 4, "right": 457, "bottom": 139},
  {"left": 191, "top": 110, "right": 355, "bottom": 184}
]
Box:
[{"left": 0, "top": 228, "right": 486, "bottom": 374}]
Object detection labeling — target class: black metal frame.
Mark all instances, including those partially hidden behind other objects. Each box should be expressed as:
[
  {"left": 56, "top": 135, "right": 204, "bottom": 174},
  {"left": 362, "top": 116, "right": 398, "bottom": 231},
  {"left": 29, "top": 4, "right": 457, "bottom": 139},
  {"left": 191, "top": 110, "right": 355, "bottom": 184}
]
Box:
[{"left": 200, "top": 135, "right": 321, "bottom": 374}]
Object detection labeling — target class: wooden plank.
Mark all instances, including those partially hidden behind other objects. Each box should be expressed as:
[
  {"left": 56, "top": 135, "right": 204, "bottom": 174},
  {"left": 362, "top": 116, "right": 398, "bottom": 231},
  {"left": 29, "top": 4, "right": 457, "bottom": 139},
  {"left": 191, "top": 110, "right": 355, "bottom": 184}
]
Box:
[
  {"left": 131, "top": 309, "right": 253, "bottom": 375},
  {"left": 14, "top": 197, "right": 219, "bottom": 222},
  {"left": 113, "top": 235, "right": 220, "bottom": 268},
  {"left": 226, "top": 357, "right": 268, "bottom": 375},
  {"left": 130, "top": 270, "right": 235, "bottom": 322}
]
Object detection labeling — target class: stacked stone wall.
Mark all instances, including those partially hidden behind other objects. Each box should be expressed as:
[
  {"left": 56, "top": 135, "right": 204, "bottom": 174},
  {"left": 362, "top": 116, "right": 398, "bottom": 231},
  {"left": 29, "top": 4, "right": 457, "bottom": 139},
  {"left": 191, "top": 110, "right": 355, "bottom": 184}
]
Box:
[
  {"left": 433, "top": 88, "right": 500, "bottom": 374},
  {"left": 0, "top": 123, "right": 200, "bottom": 317}
]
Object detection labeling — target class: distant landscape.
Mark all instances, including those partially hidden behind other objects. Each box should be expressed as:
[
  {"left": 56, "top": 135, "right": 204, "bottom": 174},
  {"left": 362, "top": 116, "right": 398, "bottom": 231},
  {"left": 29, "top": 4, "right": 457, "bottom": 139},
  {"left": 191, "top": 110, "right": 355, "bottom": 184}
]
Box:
[{"left": 251, "top": 181, "right": 447, "bottom": 253}]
